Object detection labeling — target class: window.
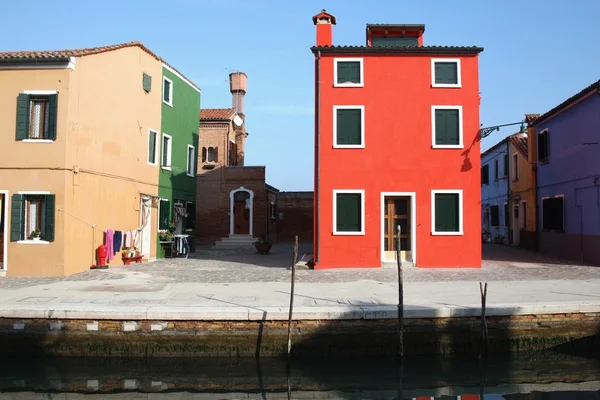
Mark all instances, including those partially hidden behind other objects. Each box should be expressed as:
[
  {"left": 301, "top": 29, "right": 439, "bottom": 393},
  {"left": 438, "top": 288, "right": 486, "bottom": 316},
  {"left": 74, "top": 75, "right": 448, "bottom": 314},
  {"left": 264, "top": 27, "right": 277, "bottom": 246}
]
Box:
[
  {"left": 333, "top": 106, "right": 364, "bottom": 148},
  {"left": 163, "top": 77, "right": 173, "bottom": 106},
  {"left": 186, "top": 145, "right": 195, "bottom": 177},
  {"left": 432, "top": 106, "right": 463, "bottom": 148},
  {"left": 512, "top": 153, "right": 519, "bottom": 181},
  {"left": 10, "top": 193, "right": 55, "bottom": 242},
  {"left": 503, "top": 153, "right": 509, "bottom": 177},
  {"left": 142, "top": 73, "right": 152, "bottom": 93},
  {"left": 542, "top": 196, "right": 564, "bottom": 231},
  {"left": 504, "top": 203, "right": 509, "bottom": 228},
  {"left": 333, "top": 190, "right": 365, "bottom": 235},
  {"left": 15, "top": 92, "right": 58, "bottom": 141},
  {"left": 202, "top": 146, "right": 218, "bottom": 163},
  {"left": 494, "top": 159, "right": 499, "bottom": 180},
  {"left": 431, "top": 59, "right": 461, "bottom": 87},
  {"left": 481, "top": 165, "right": 489, "bottom": 185},
  {"left": 161, "top": 133, "right": 172, "bottom": 169},
  {"left": 270, "top": 202, "right": 277, "bottom": 221},
  {"left": 432, "top": 190, "right": 463, "bottom": 235},
  {"left": 147, "top": 129, "right": 158, "bottom": 165},
  {"left": 334, "top": 58, "right": 363, "bottom": 87},
  {"left": 372, "top": 36, "right": 418, "bottom": 47},
  {"left": 490, "top": 205, "right": 500, "bottom": 227},
  {"left": 158, "top": 199, "right": 171, "bottom": 231},
  {"left": 538, "top": 129, "right": 549, "bottom": 162}
]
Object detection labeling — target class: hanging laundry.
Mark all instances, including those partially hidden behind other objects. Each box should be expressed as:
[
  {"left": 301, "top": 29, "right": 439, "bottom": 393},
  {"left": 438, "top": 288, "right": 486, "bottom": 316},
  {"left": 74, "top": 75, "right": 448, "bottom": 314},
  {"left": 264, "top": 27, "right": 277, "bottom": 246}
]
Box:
[
  {"left": 124, "top": 230, "right": 133, "bottom": 248},
  {"left": 114, "top": 230, "right": 123, "bottom": 253},
  {"left": 105, "top": 229, "right": 114, "bottom": 261}
]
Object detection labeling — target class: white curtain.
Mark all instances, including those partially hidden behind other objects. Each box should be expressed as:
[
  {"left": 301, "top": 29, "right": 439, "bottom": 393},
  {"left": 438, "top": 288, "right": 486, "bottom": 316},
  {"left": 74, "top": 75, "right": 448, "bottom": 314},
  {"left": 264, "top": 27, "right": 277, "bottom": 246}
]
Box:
[{"left": 31, "top": 101, "right": 42, "bottom": 138}]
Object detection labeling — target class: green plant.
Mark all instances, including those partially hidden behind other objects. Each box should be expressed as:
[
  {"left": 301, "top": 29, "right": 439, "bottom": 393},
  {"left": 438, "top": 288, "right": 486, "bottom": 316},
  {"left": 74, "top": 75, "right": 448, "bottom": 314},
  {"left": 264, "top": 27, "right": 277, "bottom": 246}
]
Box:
[
  {"left": 168, "top": 222, "right": 177, "bottom": 233},
  {"left": 159, "top": 231, "right": 173, "bottom": 242},
  {"left": 30, "top": 230, "right": 41, "bottom": 238}
]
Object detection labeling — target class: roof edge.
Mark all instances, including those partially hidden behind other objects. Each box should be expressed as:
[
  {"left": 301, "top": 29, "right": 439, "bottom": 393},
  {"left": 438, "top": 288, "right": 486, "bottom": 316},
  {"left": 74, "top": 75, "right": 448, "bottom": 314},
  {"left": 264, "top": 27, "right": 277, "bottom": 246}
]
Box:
[
  {"left": 311, "top": 45, "right": 483, "bottom": 55},
  {"left": 530, "top": 80, "right": 600, "bottom": 127}
]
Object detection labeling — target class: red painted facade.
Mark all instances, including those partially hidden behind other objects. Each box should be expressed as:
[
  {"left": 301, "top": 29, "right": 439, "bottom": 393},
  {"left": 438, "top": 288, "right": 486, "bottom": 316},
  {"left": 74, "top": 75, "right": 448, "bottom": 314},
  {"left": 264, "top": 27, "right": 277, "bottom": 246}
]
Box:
[{"left": 312, "top": 11, "right": 483, "bottom": 269}]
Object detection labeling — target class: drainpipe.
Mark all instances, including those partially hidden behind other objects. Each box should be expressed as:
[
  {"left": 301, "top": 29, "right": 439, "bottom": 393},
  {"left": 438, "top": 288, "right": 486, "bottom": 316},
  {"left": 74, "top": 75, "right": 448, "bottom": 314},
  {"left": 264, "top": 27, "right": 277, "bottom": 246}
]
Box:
[
  {"left": 507, "top": 141, "right": 511, "bottom": 245},
  {"left": 315, "top": 50, "right": 321, "bottom": 266}
]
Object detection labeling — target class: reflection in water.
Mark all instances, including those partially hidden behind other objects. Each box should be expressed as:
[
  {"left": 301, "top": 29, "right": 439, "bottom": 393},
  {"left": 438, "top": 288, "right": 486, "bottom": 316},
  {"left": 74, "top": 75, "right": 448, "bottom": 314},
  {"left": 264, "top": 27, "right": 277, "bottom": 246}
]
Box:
[{"left": 0, "top": 352, "right": 599, "bottom": 399}]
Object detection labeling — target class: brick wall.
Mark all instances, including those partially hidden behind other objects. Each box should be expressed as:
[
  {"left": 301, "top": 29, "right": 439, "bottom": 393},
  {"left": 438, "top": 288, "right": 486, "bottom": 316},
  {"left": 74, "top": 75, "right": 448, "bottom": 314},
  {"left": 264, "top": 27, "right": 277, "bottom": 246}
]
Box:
[{"left": 277, "top": 191, "right": 314, "bottom": 242}]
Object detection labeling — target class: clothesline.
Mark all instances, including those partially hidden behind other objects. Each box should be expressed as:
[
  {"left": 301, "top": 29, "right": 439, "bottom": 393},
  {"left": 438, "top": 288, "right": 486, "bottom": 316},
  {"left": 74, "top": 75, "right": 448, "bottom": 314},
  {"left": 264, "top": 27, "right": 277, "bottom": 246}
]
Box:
[{"left": 57, "top": 208, "right": 145, "bottom": 233}]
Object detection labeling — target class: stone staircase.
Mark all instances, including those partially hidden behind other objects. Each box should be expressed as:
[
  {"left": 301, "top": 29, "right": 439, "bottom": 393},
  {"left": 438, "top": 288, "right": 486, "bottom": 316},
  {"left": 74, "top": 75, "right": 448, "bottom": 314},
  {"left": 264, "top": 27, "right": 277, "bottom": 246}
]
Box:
[{"left": 211, "top": 235, "right": 257, "bottom": 249}]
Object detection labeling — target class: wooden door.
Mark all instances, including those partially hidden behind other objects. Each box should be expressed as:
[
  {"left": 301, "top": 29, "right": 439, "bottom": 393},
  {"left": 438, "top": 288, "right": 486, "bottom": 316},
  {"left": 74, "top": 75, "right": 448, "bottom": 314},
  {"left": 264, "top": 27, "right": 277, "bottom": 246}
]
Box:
[
  {"left": 233, "top": 191, "right": 250, "bottom": 235},
  {"left": 383, "top": 196, "right": 411, "bottom": 262}
]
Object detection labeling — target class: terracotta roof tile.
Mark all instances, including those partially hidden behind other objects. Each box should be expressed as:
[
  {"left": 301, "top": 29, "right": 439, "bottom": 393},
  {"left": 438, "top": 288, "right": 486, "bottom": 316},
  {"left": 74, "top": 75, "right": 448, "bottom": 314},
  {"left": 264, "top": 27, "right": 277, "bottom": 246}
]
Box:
[
  {"left": 0, "top": 41, "right": 200, "bottom": 92},
  {"left": 524, "top": 114, "right": 541, "bottom": 124},
  {"left": 200, "top": 108, "right": 236, "bottom": 121},
  {"left": 510, "top": 133, "right": 528, "bottom": 159}
]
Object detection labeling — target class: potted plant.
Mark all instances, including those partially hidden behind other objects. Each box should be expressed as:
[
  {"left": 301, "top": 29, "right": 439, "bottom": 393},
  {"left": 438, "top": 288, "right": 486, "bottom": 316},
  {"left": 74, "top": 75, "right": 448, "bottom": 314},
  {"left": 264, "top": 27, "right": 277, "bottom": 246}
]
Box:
[
  {"left": 30, "top": 230, "right": 41, "bottom": 241},
  {"left": 158, "top": 231, "right": 173, "bottom": 242},
  {"left": 254, "top": 237, "right": 272, "bottom": 255},
  {"left": 168, "top": 222, "right": 177, "bottom": 234}
]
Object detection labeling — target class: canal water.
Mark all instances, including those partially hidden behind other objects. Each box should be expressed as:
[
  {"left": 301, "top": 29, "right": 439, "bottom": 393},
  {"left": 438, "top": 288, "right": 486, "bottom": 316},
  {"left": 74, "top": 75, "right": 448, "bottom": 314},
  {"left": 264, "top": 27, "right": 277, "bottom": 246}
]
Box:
[{"left": 0, "top": 352, "right": 599, "bottom": 399}]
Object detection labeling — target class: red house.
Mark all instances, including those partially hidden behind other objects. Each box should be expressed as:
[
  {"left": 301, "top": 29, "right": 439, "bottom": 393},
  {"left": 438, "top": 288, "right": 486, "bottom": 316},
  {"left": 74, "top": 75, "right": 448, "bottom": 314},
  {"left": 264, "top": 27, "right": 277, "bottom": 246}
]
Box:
[{"left": 311, "top": 10, "right": 484, "bottom": 268}]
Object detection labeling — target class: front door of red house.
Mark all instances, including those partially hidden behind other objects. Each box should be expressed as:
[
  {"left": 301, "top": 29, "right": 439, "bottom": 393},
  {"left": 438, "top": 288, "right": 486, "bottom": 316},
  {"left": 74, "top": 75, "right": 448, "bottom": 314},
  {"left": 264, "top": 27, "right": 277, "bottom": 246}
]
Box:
[{"left": 233, "top": 191, "right": 250, "bottom": 235}]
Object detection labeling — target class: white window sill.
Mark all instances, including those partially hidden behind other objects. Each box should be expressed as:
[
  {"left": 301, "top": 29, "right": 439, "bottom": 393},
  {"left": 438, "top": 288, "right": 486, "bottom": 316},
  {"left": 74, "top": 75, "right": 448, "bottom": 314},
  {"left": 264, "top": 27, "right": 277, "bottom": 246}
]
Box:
[
  {"left": 161, "top": 166, "right": 172, "bottom": 171},
  {"left": 431, "top": 84, "right": 462, "bottom": 88},
  {"left": 22, "top": 139, "right": 54, "bottom": 143},
  {"left": 147, "top": 161, "right": 158, "bottom": 167},
  {"left": 431, "top": 231, "right": 464, "bottom": 236},
  {"left": 333, "top": 231, "right": 365, "bottom": 236},
  {"left": 333, "top": 144, "right": 365, "bottom": 149},
  {"left": 432, "top": 145, "right": 464, "bottom": 149},
  {"left": 163, "top": 100, "right": 173, "bottom": 107},
  {"left": 18, "top": 240, "right": 50, "bottom": 244},
  {"left": 334, "top": 83, "right": 364, "bottom": 88},
  {"left": 186, "top": 173, "right": 195, "bottom": 177}
]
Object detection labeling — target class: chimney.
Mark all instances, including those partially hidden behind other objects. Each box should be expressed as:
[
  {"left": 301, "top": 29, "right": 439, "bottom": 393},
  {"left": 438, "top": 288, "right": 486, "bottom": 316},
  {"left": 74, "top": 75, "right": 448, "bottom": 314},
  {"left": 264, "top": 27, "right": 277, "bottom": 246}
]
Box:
[
  {"left": 312, "top": 9, "right": 336, "bottom": 47},
  {"left": 229, "top": 71, "right": 247, "bottom": 115}
]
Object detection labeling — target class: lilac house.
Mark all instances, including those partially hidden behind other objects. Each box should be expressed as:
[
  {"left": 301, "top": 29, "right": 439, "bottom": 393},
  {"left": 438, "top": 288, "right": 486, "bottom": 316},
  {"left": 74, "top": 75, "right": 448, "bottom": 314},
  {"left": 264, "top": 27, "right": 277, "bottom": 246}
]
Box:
[{"left": 529, "top": 80, "right": 600, "bottom": 264}]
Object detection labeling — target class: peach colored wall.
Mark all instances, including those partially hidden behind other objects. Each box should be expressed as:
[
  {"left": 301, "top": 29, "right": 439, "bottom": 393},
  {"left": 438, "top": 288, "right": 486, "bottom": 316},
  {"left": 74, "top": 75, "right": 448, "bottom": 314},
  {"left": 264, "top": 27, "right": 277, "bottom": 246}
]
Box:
[
  {"left": 63, "top": 47, "right": 162, "bottom": 274},
  {"left": 509, "top": 140, "right": 536, "bottom": 232},
  {"left": 0, "top": 68, "right": 71, "bottom": 276}
]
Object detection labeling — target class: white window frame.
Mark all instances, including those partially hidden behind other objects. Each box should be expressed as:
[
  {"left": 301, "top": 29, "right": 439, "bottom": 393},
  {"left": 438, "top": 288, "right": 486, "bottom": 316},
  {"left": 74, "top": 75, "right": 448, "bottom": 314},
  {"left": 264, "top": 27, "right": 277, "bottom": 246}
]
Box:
[
  {"left": 162, "top": 76, "right": 173, "bottom": 107},
  {"left": 186, "top": 144, "right": 195, "bottom": 177},
  {"left": 541, "top": 194, "right": 565, "bottom": 231},
  {"left": 431, "top": 105, "right": 463, "bottom": 149},
  {"left": 512, "top": 152, "right": 519, "bottom": 181},
  {"left": 431, "top": 58, "right": 462, "bottom": 88},
  {"left": 333, "top": 58, "right": 364, "bottom": 88},
  {"left": 431, "top": 189, "right": 464, "bottom": 236},
  {"left": 333, "top": 105, "right": 365, "bottom": 149},
  {"left": 332, "top": 189, "right": 365, "bottom": 236},
  {"left": 161, "top": 133, "right": 172, "bottom": 170},
  {"left": 16, "top": 190, "right": 52, "bottom": 245},
  {"left": 538, "top": 128, "right": 550, "bottom": 163},
  {"left": 147, "top": 129, "right": 159, "bottom": 166}
]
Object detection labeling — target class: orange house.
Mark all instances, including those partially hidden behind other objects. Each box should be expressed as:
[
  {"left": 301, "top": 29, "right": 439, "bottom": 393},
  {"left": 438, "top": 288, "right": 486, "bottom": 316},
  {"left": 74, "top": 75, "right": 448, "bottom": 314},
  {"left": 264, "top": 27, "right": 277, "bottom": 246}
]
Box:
[{"left": 311, "top": 10, "right": 484, "bottom": 268}]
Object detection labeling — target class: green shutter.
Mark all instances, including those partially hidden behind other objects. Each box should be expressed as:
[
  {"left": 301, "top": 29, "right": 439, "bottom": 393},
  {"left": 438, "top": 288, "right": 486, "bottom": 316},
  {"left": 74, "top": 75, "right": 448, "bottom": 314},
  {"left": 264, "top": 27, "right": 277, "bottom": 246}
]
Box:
[
  {"left": 10, "top": 194, "right": 24, "bottom": 241},
  {"left": 372, "top": 36, "right": 418, "bottom": 47},
  {"left": 44, "top": 194, "right": 55, "bottom": 242},
  {"left": 434, "top": 62, "right": 458, "bottom": 84},
  {"left": 148, "top": 131, "right": 156, "bottom": 163},
  {"left": 336, "top": 109, "right": 362, "bottom": 145},
  {"left": 159, "top": 200, "right": 170, "bottom": 230},
  {"left": 143, "top": 73, "right": 152, "bottom": 92},
  {"left": 15, "top": 94, "right": 30, "bottom": 140},
  {"left": 337, "top": 61, "right": 360, "bottom": 84},
  {"left": 435, "top": 193, "right": 459, "bottom": 232},
  {"left": 435, "top": 110, "right": 445, "bottom": 144},
  {"left": 336, "top": 193, "right": 361, "bottom": 232},
  {"left": 46, "top": 94, "right": 58, "bottom": 140},
  {"left": 435, "top": 109, "right": 459, "bottom": 145}
]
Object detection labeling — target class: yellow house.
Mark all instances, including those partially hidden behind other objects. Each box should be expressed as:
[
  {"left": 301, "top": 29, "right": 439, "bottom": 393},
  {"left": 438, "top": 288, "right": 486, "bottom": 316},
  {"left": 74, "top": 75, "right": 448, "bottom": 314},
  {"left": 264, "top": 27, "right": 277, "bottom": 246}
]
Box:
[
  {"left": 508, "top": 122, "right": 538, "bottom": 249},
  {"left": 0, "top": 42, "right": 189, "bottom": 276}
]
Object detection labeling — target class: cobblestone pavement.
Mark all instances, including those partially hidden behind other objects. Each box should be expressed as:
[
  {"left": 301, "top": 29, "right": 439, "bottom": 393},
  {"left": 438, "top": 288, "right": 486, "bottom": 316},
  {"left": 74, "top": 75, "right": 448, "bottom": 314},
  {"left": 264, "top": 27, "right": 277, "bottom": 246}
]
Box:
[{"left": 0, "top": 243, "right": 599, "bottom": 289}]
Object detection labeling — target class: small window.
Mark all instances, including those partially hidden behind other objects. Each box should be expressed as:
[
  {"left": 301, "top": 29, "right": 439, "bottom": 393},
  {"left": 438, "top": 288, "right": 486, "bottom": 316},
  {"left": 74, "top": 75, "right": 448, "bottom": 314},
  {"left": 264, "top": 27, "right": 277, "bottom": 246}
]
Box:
[
  {"left": 503, "top": 153, "right": 509, "bottom": 177},
  {"left": 143, "top": 73, "right": 152, "bottom": 92},
  {"left": 158, "top": 199, "right": 171, "bottom": 231},
  {"left": 431, "top": 59, "right": 461, "bottom": 87},
  {"left": 512, "top": 153, "right": 519, "bottom": 181},
  {"left": 542, "top": 196, "right": 564, "bottom": 231},
  {"left": 16, "top": 93, "right": 58, "bottom": 141},
  {"left": 203, "top": 146, "right": 218, "bottom": 163},
  {"left": 161, "top": 133, "right": 172, "bottom": 169},
  {"left": 481, "top": 165, "right": 489, "bottom": 185},
  {"left": 163, "top": 77, "right": 173, "bottom": 106},
  {"left": 490, "top": 205, "right": 500, "bottom": 227},
  {"left": 432, "top": 190, "right": 463, "bottom": 235},
  {"left": 494, "top": 159, "right": 499, "bottom": 180},
  {"left": 432, "top": 106, "right": 462, "bottom": 148},
  {"left": 538, "top": 129, "right": 549, "bottom": 162},
  {"left": 334, "top": 58, "right": 363, "bottom": 87},
  {"left": 334, "top": 106, "right": 364, "bottom": 148},
  {"left": 333, "top": 190, "right": 365, "bottom": 235},
  {"left": 186, "top": 145, "right": 195, "bottom": 177},
  {"left": 147, "top": 129, "right": 158, "bottom": 165},
  {"left": 10, "top": 193, "right": 55, "bottom": 242},
  {"left": 504, "top": 203, "right": 509, "bottom": 228}
]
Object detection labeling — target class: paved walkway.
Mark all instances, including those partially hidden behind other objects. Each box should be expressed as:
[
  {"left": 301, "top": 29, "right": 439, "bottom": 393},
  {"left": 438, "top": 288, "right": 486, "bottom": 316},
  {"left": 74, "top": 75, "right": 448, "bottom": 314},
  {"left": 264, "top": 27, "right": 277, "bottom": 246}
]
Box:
[{"left": 0, "top": 244, "right": 599, "bottom": 321}]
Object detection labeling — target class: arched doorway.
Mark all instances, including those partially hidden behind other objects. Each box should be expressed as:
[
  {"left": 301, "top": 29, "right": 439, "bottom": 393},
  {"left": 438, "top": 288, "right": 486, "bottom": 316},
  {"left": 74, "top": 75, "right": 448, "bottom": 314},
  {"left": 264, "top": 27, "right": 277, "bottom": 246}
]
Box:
[{"left": 229, "top": 187, "right": 254, "bottom": 236}]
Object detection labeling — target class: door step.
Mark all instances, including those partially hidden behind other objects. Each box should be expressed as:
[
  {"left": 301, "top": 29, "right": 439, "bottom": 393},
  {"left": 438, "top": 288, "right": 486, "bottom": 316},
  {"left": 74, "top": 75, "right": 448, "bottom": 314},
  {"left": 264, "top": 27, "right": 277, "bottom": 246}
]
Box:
[{"left": 381, "top": 261, "right": 415, "bottom": 269}]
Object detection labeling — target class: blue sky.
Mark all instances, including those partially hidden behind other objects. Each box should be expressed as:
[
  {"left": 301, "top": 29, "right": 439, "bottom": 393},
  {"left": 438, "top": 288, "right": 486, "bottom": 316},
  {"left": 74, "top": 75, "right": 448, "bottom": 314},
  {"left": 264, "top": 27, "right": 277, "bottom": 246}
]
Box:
[{"left": 2, "top": 0, "right": 599, "bottom": 191}]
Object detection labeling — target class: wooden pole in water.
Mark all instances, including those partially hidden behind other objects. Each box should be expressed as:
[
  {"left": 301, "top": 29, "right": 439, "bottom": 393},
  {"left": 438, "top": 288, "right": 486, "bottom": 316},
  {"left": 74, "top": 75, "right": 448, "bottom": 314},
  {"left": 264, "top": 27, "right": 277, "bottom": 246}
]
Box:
[
  {"left": 396, "top": 225, "right": 404, "bottom": 358},
  {"left": 479, "top": 282, "right": 488, "bottom": 359},
  {"left": 287, "top": 236, "right": 298, "bottom": 358}
]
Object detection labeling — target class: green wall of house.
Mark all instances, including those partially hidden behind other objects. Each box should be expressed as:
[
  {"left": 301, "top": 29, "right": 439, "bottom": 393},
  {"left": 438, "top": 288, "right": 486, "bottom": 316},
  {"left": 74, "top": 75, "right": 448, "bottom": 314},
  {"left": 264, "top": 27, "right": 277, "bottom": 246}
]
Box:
[{"left": 157, "top": 66, "right": 200, "bottom": 258}]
